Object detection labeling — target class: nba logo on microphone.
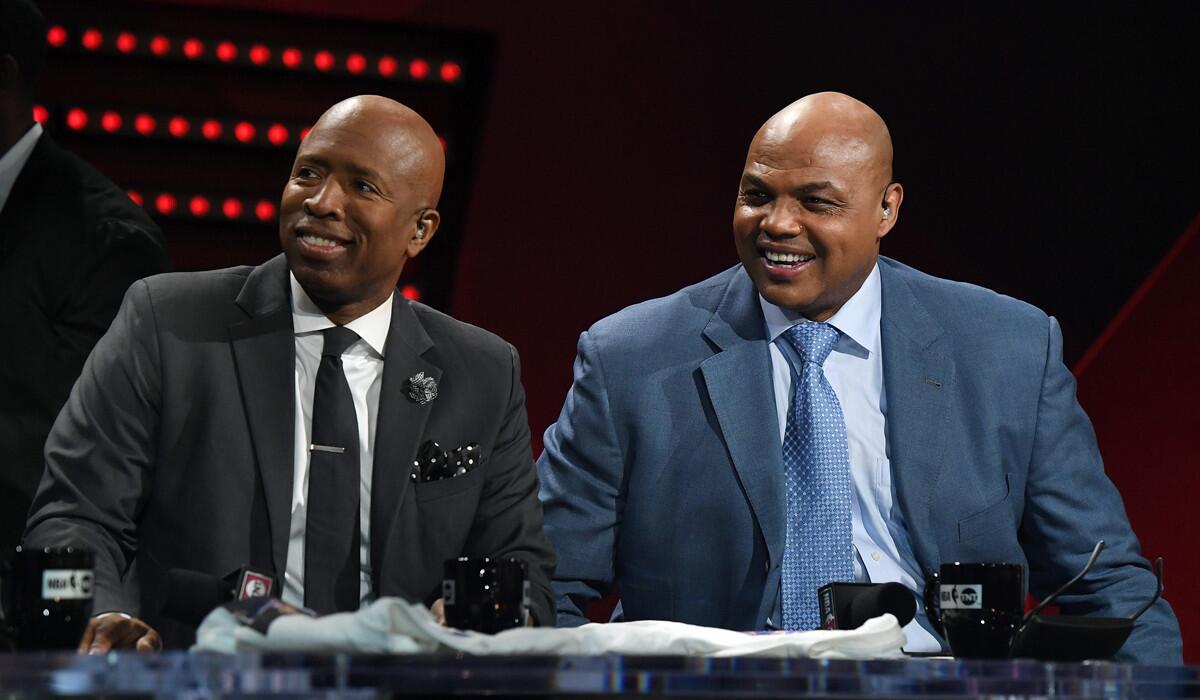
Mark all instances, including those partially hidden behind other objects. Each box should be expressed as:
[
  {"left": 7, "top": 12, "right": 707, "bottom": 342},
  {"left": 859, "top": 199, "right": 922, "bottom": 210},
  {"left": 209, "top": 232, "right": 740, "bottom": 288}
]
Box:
[{"left": 237, "top": 570, "right": 274, "bottom": 600}]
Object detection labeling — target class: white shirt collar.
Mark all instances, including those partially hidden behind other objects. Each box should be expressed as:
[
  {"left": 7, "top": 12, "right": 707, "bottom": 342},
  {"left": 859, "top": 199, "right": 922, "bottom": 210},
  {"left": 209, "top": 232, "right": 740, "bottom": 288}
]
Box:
[
  {"left": 289, "top": 272, "right": 392, "bottom": 357},
  {"left": 759, "top": 261, "right": 882, "bottom": 358},
  {"left": 0, "top": 123, "right": 43, "bottom": 215}
]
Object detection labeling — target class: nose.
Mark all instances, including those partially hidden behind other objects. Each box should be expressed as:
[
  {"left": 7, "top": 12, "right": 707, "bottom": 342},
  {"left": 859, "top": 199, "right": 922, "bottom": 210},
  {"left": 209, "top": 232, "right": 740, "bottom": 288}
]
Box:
[
  {"left": 759, "top": 197, "right": 804, "bottom": 237},
  {"left": 303, "top": 179, "right": 345, "bottom": 220}
]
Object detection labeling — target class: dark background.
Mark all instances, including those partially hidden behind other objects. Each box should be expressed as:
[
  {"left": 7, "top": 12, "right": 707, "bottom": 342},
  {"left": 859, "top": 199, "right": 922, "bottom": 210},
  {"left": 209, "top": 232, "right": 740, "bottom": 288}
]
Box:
[{"left": 38, "top": 0, "right": 1200, "bottom": 661}]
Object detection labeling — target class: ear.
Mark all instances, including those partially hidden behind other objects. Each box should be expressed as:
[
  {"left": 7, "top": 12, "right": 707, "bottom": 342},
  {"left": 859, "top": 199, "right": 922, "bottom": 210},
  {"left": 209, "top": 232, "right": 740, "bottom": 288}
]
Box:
[
  {"left": 405, "top": 208, "right": 441, "bottom": 257},
  {"left": 877, "top": 182, "right": 904, "bottom": 240}
]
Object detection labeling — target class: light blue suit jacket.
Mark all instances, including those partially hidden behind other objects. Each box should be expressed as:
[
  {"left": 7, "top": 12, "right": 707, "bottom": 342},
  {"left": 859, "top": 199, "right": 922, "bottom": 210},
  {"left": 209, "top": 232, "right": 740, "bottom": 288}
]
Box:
[{"left": 537, "top": 257, "right": 1181, "bottom": 664}]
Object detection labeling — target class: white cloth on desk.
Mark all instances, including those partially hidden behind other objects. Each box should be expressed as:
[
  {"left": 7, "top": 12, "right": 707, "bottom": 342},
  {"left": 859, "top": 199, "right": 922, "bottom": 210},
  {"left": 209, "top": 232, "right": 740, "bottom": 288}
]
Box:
[{"left": 192, "top": 597, "right": 907, "bottom": 658}]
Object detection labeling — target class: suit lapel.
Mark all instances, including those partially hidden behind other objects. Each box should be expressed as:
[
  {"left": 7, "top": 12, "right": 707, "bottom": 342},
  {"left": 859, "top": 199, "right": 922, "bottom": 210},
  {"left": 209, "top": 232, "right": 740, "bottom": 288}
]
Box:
[
  {"left": 369, "top": 296, "right": 441, "bottom": 591},
  {"left": 699, "top": 269, "right": 787, "bottom": 578},
  {"left": 229, "top": 255, "right": 295, "bottom": 577},
  {"left": 878, "top": 259, "right": 955, "bottom": 575}
]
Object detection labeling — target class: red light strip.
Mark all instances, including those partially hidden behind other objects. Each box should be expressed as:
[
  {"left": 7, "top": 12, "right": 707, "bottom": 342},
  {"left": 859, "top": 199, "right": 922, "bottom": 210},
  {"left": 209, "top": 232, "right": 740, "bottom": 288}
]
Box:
[
  {"left": 53, "top": 105, "right": 310, "bottom": 149},
  {"left": 40, "top": 104, "right": 449, "bottom": 155},
  {"left": 47, "top": 24, "right": 464, "bottom": 84},
  {"left": 128, "top": 188, "right": 278, "bottom": 224}
]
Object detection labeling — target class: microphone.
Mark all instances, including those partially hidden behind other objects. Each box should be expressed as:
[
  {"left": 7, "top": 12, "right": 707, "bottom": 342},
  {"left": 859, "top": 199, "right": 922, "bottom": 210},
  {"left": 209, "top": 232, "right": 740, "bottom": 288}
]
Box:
[
  {"left": 161, "top": 566, "right": 278, "bottom": 626},
  {"left": 1008, "top": 540, "right": 1164, "bottom": 661},
  {"left": 818, "top": 582, "right": 917, "bottom": 630}
]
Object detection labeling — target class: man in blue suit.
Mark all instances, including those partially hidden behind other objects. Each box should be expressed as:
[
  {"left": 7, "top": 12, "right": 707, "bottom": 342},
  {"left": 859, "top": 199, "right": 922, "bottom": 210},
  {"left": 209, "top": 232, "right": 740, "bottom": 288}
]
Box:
[{"left": 536, "top": 92, "right": 1181, "bottom": 663}]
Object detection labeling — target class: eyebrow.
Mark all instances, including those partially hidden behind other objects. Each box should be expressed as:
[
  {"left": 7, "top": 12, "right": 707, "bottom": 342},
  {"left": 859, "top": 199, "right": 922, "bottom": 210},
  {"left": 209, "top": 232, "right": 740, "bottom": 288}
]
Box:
[
  {"left": 741, "top": 173, "right": 845, "bottom": 199},
  {"left": 299, "top": 154, "right": 386, "bottom": 183}
]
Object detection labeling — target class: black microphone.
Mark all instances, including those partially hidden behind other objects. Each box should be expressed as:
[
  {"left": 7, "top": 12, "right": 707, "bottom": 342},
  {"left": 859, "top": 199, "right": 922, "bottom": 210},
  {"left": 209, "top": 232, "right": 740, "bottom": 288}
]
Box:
[
  {"left": 161, "top": 567, "right": 278, "bottom": 626},
  {"left": 818, "top": 582, "right": 917, "bottom": 630}
]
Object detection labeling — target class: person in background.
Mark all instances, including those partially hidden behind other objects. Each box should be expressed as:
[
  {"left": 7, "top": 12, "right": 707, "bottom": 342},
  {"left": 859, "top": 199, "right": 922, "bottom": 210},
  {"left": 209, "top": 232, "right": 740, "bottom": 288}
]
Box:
[{"left": 0, "top": 0, "right": 168, "bottom": 555}]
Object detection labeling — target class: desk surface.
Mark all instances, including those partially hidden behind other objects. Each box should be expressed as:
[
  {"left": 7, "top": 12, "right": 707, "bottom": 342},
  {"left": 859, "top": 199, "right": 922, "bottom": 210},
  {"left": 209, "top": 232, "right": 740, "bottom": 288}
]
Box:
[{"left": 0, "top": 653, "right": 1195, "bottom": 698}]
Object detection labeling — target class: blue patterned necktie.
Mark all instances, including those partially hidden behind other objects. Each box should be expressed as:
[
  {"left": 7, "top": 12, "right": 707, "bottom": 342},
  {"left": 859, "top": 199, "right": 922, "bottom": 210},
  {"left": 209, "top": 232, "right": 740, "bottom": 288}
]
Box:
[{"left": 780, "top": 321, "right": 854, "bottom": 631}]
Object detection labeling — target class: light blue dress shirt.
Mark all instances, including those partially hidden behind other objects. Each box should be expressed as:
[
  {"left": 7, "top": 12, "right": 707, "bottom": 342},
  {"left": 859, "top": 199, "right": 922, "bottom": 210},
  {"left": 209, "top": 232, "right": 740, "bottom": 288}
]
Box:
[{"left": 759, "top": 263, "right": 941, "bottom": 652}]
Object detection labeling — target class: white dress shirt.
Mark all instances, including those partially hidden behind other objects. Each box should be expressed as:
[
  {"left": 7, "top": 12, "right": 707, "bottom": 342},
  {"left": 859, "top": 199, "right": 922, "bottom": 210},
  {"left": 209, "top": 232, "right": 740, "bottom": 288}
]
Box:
[
  {"left": 760, "top": 263, "right": 941, "bottom": 652},
  {"left": 0, "top": 123, "right": 42, "bottom": 215},
  {"left": 283, "top": 273, "right": 392, "bottom": 609}
]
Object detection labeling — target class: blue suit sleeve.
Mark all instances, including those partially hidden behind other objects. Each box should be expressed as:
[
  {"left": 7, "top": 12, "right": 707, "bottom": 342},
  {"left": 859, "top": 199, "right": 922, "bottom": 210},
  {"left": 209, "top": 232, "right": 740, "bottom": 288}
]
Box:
[
  {"left": 1020, "top": 316, "right": 1182, "bottom": 663},
  {"left": 537, "top": 330, "right": 626, "bottom": 627}
]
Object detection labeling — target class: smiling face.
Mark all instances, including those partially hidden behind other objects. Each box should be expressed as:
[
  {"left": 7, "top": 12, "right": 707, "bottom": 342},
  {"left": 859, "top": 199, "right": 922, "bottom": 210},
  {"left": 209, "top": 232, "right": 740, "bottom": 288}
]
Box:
[
  {"left": 279, "top": 96, "right": 443, "bottom": 324},
  {"left": 733, "top": 93, "right": 902, "bottom": 321}
]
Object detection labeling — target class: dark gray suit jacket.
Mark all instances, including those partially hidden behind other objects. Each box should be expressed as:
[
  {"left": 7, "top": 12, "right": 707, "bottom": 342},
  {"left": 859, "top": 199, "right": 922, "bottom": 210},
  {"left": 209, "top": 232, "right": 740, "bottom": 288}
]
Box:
[
  {"left": 538, "top": 257, "right": 1181, "bottom": 664},
  {"left": 0, "top": 134, "right": 167, "bottom": 554},
  {"left": 25, "top": 255, "right": 555, "bottom": 647}
]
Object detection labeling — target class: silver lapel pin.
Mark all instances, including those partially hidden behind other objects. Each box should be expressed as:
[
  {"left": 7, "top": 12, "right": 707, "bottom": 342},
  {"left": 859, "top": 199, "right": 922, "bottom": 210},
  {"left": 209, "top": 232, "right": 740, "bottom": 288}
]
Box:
[{"left": 406, "top": 371, "right": 438, "bottom": 405}]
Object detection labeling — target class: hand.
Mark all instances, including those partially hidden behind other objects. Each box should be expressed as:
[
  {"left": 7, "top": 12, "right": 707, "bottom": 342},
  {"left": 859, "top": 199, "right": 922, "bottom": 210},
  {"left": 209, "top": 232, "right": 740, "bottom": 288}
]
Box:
[
  {"left": 430, "top": 598, "right": 446, "bottom": 626},
  {"left": 78, "top": 612, "right": 162, "bottom": 654}
]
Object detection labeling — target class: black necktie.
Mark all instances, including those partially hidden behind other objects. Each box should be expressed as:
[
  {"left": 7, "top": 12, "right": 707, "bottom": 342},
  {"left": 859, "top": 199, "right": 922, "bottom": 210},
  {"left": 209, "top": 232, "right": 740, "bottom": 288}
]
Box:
[{"left": 304, "top": 325, "right": 361, "bottom": 614}]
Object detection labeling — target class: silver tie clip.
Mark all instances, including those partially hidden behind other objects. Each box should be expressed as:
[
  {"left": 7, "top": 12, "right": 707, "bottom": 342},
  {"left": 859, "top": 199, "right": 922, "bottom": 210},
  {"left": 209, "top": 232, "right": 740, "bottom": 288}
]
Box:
[{"left": 310, "top": 444, "right": 346, "bottom": 454}]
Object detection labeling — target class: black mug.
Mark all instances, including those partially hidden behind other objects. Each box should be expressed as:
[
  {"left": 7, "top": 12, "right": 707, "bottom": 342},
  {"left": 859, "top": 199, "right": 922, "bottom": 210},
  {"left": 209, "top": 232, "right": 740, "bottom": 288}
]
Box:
[
  {"left": 442, "top": 557, "right": 528, "bottom": 633},
  {"left": 923, "top": 562, "right": 1024, "bottom": 658},
  {"left": 1, "top": 546, "right": 95, "bottom": 650}
]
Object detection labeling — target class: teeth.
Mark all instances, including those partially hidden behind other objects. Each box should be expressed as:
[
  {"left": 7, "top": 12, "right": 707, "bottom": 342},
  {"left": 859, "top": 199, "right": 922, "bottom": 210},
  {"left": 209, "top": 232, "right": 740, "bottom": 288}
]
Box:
[
  {"left": 300, "top": 235, "right": 342, "bottom": 248},
  {"left": 764, "top": 250, "right": 813, "bottom": 264}
]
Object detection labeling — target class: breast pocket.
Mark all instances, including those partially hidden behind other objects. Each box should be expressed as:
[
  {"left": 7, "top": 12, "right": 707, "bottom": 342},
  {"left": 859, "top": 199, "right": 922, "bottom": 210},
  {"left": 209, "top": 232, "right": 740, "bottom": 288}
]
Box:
[
  {"left": 957, "top": 473, "right": 1014, "bottom": 542},
  {"left": 413, "top": 465, "right": 485, "bottom": 503}
]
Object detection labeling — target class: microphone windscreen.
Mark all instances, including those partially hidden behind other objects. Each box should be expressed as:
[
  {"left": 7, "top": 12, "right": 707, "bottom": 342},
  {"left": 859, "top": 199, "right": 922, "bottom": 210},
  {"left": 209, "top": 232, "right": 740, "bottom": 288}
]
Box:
[
  {"left": 849, "top": 581, "right": 916, "bottom": 628},
  {"left": 161, "top": 569, "right": 233, "bottom": 626}
]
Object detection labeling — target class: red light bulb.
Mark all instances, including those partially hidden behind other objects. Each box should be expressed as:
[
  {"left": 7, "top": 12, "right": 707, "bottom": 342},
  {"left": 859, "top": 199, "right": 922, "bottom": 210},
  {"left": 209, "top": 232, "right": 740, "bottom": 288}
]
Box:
[
  {"left": 46, "top": 25, "right": 68, "bottom": 47},
  {"left": 249, "top": 44, "right": 270, "bottom": 65},
  {"left": 216, "top": 41, "right": 237, "bottom": 62},
  {"left": 150, "top": 35, "right": 170, "bottom": 55},
  {"left": 155, "top": 193, "right": 177, "bottom": 215},
  {"left": 168, "top": 116, "right": 190, "bottom": 138},
  {"left": 255, "top": 200, "right": 276, "bottom": 222},
  {"left": 401, "top": 284, "right": 421, "bottom": 301},
  {"left": 201, "top": 120, "right": 223, "bottom": 140},
  {"left": 346, "top": 53, "right": 366, "bottom": 74},
  {"left": 440, "top": 61, "right": 462, "bottom": 83},
  {"left": 408, "top": 58, "right": 429, "bottom": 80},
  {"left": 189, "top": 196, "right": 211, "bottom": 217},
  {"left": 32, "top": 105, "right": 48, "bottom": 123},
  {"left": 66, "top": 108, "right": 88, "bottom": 130},
  {"left": 183, "top": 38, "right": 204, "bottom": 59},
  {"left": 314, "top": 50, "right": 334, "bottom": 71},
  {"left": 378, "top": 55, "right": 398, "bottom": 77},
  {"left": 234, "top": 121, "right": 256, "bottom": 143},
  {"left": 100, "top": 111, "right": 122, "bottom": 132},
  {"left": 267, "top": 124, "right": 288, "bottom": 146},
  {"left": 81, "top": 28, "right": 102, "bottom": 50},
  {"left": 281, "top": 47, "right": 302, "bottom": 68},
  {"left": 222, "top": 198, "right": 244, "bottom": 219},
  {"left": 116, "top": 32, "right": 136, "bottom": 53},
  {"left": 127, "top": 190, "right": 143, "bottom": 206},
  {"left": 134, "top": 114, "right": 157, "bottom": 135}
]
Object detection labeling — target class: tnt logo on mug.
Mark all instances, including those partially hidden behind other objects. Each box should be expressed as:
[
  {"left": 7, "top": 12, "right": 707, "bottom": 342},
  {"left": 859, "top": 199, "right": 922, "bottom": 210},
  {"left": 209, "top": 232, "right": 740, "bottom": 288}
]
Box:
[
  {"left": 940, "top": 583, "right": 983, "bottom": 609},
  {"left": 41, "top": 569, "right": 94, "bottom": 600}
]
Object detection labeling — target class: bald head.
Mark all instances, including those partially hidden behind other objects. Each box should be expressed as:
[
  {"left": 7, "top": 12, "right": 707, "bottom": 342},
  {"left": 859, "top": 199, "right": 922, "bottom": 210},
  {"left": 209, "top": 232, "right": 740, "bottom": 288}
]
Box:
[
  {"left": 280, "top": 95, "right": 447, "bottom": 324},
  {"left": 311, "top": 95, "right": 445, "bottom": 206},
  {"left": 733, "top": 92, "right": 903, "bottom": 321},
  {"left": 750, "top": 92, "right": 893, "bottom": 189}
]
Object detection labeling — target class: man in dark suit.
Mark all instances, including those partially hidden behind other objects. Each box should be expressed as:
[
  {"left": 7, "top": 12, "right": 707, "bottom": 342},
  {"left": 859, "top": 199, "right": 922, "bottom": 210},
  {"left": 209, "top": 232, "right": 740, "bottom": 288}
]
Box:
[
  {"left": 537, "top": 93, "right": 1181, "bottom": 662},
  {"left": 24, "top": 95, "right": 555, "bottom": 651},
  {"left": 0, "top": 0, "right": 168, "bottom": 554}
]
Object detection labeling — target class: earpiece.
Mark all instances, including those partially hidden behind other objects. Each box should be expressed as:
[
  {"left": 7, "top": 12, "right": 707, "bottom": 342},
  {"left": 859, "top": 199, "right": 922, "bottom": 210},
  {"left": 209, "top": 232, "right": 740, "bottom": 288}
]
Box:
[
  {"left": 415, "top": 224, "right": 425, "bottom": 240},
  {"left": 882, "top": 206, "right": 891, "bottom": 219}
]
